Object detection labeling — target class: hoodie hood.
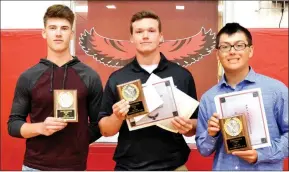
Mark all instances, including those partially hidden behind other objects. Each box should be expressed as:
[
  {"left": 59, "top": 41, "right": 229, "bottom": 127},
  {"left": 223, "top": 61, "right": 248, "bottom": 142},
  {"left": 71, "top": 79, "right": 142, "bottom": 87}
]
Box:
[
  {"left": 40, "top": 56, "right": 80, "bottom": 92},
  {"left": 40, "top": 56, "right": 80, "bottom": 67}
]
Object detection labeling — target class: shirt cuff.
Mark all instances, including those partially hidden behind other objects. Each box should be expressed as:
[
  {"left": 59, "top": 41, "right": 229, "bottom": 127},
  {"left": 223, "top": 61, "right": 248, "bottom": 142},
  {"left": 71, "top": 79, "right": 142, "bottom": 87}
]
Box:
[
  {"left": 255, "top": 148, "right": 266, "bottom": 164},
  {"left": 205, "top": 132, "right": 220, "bottom": 144},
  {"left": 200, "top": 131, "right": 220, "bottom": 150}
]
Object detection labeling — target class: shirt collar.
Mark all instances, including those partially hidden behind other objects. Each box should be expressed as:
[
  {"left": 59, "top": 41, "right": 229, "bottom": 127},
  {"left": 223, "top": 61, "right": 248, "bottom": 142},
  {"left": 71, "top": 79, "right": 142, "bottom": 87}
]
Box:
[
  {"left": 130, "top": 52, "right": 169, "bottom": 72},
  {"left": 218, "top": 66, "right": 257, "bottom": 87}
]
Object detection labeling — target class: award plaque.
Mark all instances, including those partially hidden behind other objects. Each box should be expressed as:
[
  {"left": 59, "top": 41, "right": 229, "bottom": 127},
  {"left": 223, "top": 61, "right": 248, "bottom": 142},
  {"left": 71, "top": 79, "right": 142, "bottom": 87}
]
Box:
[
  {"left": 220, "top": 114, "right": 251, "bottom": 154},
  {"left": 54, "top": 90, "right": 78, "bottom": 122},
  {"left": 117, "top": 79, "right": 149, "bottom": 119}
]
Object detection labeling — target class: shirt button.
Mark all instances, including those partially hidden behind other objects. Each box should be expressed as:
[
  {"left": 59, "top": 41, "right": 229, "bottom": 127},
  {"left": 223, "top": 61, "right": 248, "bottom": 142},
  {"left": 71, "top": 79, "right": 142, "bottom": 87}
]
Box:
[
  {"left": 207, "top": 149, "right": 210, "bottom": 152},
  {"left": 235, "top": 166, "right": 238, "bottom": 170}
]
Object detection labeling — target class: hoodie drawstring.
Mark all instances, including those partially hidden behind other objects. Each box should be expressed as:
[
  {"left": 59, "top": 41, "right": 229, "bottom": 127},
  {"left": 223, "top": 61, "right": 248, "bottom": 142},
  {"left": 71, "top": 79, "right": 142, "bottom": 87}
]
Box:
[
  {"left": 49, "top": 64, "right": 68, "bottom": 92},
  {"left": 62, "top": 65, "right": 68, "bottom": 89},
  {"left": 50, "top": 65, "right": 54, "bottom": 92}
]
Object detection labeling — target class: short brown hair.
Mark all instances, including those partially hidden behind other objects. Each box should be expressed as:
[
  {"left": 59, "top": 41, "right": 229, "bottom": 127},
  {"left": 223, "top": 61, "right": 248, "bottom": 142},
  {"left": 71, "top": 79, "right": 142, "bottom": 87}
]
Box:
[
  {"left": 43, "top": 4, "right": 75, "bottom": 27},
  {"left": 130, "top": 10, "right": 162, "bottom": 34}
]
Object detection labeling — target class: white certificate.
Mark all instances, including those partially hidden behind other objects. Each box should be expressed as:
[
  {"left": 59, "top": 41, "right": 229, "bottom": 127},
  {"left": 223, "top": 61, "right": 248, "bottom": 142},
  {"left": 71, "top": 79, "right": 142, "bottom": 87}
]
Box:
[
  {"left": 142, "top": 84, "right": 164, "bottom": 113},
  {"left": 146, "top": 73, "right": 199, "bottom": 133},
  {"left": 214, "top": 88, "right": 271, "bottom": 149}
]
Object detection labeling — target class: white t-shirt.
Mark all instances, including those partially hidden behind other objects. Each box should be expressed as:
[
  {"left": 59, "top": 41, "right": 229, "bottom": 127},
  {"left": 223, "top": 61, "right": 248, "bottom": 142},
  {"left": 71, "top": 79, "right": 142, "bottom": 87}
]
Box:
[{"left": 140, "top": 64, "right": 158, "bottom": 74}]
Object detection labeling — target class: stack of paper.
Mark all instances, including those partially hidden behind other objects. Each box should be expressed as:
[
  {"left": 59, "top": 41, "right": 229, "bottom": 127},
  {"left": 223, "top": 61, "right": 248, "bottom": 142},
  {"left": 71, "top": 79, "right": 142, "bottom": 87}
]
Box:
[
  {"left": 147, "top": 74, "right": 199, "bottom": 133},
  {"left": 126, "top": 77, "right": 176, "bottom": 131},
  {"left": 126, "top": 73, "right": 199, "bottom": 133}
]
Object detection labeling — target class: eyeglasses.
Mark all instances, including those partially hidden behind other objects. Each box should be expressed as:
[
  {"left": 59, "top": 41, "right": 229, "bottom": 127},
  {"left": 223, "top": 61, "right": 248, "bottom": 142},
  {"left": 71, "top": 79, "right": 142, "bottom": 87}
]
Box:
[{"left": 217, "top": 43, "right": 251, "bottom": 52}]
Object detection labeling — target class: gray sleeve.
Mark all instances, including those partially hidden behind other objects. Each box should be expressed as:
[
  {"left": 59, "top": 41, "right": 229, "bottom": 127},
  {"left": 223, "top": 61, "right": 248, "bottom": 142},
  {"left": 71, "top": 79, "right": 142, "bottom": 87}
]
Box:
[
  {"left": 72, "top": 63, "right": 103, "bottom": 143},
  {"left": 97, "top": 76, "right": 117, "bottom": 122},
  {"left": 87, "top": 71, "right": 103, "bottom": 143},
  {"left": 7, "top": 74, "right": 31, "bottom": 138}
]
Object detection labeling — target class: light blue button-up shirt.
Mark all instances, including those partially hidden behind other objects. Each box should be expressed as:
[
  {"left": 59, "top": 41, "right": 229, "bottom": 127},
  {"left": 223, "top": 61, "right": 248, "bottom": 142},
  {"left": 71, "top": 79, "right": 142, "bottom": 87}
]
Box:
[{"left": 195, "top": 67, "right": 288, "bottom": 170}]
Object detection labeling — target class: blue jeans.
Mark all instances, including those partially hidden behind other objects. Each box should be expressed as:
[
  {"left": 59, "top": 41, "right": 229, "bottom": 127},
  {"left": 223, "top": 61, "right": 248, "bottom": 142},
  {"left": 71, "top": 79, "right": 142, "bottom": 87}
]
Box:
[{"left": 22, "top": 165, "right": 39, "bottom": 171}]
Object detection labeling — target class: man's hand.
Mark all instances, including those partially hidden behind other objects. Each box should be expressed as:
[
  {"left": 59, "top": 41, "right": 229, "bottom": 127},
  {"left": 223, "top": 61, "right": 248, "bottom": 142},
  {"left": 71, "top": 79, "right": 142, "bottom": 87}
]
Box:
[
  {"left": 171, "top": 116, "right": 194, "bottom": 135},
  {"left": 112, "top": 99, "right": 130, "bottom": 120},
  {"left": 232, "top": 149, "right": 258, "bottom": 164},
  {"left": 98, "top": 99, "right": 130, "bottom": 137},
  {"left": 208, "top": 113, "right": 220, "bottom": 137},
  {"left": 39, "top": 117, "right": 67, "bottom": 136}
]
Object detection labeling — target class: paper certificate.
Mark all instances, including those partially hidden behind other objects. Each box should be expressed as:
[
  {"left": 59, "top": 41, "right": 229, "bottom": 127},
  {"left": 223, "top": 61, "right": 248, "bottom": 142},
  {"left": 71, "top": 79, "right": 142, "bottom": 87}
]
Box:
[
  {"left": 146, "top": 73, "right": 199, "bottom": 133},
  {"left": 126, "top": 77, "right": 179, "bottom": 131},
  {"left": 157, "top": 86, "right": 199, "bottom": 133},
  {"left": 214, "top": 88, "right": 271, "bottom": 149}
]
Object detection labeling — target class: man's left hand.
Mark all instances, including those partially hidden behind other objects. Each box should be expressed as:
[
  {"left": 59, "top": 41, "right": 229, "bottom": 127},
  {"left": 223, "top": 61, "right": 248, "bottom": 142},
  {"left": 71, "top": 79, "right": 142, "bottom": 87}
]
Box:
[
  {"left": 232, "top": 149, "right": 258, "bottom": 164},
  {"left": 171, "top": 116, "right": 193, "bottom": 135}
]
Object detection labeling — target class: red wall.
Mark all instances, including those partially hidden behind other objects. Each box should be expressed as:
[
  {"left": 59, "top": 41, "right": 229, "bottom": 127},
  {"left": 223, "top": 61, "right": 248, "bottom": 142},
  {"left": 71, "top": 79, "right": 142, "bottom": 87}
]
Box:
[
  {"left": 1, "top": 29, "right": 288, "bottom": 170},
  {"left": 1, "top": 30, "right": 46, "bottom": 170},
  {"left": 249, "top": 29, "right": 288, "bottom": 86}
]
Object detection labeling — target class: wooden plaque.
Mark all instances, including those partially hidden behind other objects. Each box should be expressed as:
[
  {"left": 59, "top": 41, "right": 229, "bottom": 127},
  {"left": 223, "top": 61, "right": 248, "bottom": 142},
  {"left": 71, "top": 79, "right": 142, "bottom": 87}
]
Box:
[
  {"left": 220, "top": 114, "right": 252, "bottom": 154},
  {"left": 53, "top": 90, "right": 78, "bottom": 122},
  {"left": 117, "top": 79, "right": 149, "bottom": 119}
]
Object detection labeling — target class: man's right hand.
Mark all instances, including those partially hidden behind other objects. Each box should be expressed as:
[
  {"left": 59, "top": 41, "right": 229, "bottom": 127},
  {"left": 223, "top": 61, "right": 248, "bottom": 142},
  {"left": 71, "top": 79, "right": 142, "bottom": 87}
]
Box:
[
  {"left": 207, "top": 113, "right": 220, "bottom": 137},
  {"left": 112, "top": 99, "right": 130, "bottom": 120},
  {"left": 39, "top": 117, "right": 67, "bottom": 136}
]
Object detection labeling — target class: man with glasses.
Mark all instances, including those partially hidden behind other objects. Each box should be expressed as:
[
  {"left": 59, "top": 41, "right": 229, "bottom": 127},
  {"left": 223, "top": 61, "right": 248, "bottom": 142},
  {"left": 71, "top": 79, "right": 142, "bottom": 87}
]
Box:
[{"left": 195, "top": 23, "right": 288, "bottom": 170}]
